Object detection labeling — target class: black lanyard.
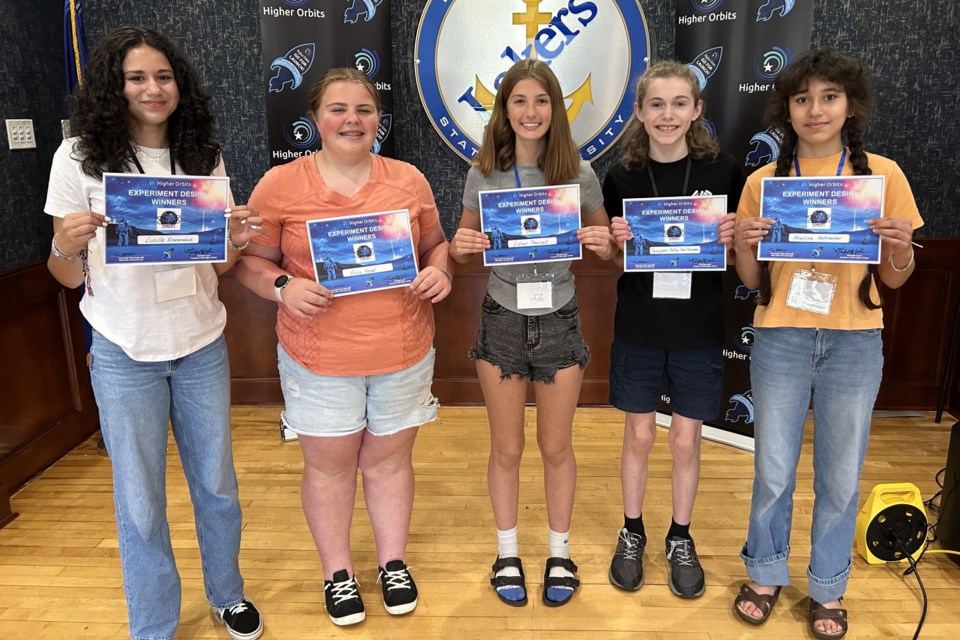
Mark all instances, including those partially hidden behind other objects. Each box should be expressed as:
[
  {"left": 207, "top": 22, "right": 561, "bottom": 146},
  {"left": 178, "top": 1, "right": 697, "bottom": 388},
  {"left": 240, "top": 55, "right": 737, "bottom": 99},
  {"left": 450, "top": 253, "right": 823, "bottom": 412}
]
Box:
[
  {"left": 130, "top": 148, "right": 176, "bottom": 175},
  {"left": 647, "top": 155, "right": 691, "bottom": 197},
  {"left": 793, "top": 148, "right": 846, "bottom": 177}
]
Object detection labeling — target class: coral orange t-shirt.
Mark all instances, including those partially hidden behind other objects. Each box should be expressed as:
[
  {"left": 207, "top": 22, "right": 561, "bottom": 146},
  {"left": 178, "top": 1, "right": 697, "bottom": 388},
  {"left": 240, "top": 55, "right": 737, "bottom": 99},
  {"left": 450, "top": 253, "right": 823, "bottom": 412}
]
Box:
[{"left": 249, "top": 153, "right": 439, "bottom": 375}]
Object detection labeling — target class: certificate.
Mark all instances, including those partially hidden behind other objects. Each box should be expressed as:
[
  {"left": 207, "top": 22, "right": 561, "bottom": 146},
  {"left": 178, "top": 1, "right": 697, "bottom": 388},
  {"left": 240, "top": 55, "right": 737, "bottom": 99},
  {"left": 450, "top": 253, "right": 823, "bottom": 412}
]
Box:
[
  {"left": 478, "top": 184, "right": 582, "bottom": 266},
  {"left": 306, "top": 210, "right": 417, "bottom": 297},
  {"left": 758, "top": 175, "right": 885, "bottom": 263},
  {"left": 103, "top": 173, "right": 230, "bottom": 265},
  {"left": 622, "top": 195, "right": 728, "bottom": 272}
]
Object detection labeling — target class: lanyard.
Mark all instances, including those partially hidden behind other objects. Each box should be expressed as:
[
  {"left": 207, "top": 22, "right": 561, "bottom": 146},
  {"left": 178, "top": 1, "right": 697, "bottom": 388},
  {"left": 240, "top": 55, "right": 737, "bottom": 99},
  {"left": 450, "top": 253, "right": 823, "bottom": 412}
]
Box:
[
  {"left": 513, "top": 164, "right": 522, "bottom": 188},
  {"left": 130, "top": 148, "right": 176, "bottom": 175},
  {"left": 793, "top": 147, "right": 846, "bottom": 177},
  {"left": 647, "top": 155, "right": 691, "bottom": 197}
]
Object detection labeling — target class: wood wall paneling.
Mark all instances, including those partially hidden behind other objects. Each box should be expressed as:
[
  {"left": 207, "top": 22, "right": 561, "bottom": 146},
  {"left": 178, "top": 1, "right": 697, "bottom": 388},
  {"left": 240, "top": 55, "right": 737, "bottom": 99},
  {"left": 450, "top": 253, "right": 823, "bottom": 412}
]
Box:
[{"left": 0, "top": 263, "right": 99, "bottom": 525}]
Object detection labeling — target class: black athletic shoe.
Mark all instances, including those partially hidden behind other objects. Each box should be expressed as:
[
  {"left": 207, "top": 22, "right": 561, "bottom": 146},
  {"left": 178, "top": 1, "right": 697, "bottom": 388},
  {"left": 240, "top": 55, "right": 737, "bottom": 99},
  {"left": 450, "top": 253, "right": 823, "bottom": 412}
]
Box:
[
  {"left": 665, "top": 536, "right": 705, "bottom": 598},
  {"left": 213, "top": 598, "right": 263, "bottom": 640},
  {"left": 609, "top": 527, "right": 645, "bottom": 590},
  {"left": 323, "top": 570, "right": 365, "bottom": 626},
  {"left": 378, "top": 560, "right": 418, "bottom": 615}
]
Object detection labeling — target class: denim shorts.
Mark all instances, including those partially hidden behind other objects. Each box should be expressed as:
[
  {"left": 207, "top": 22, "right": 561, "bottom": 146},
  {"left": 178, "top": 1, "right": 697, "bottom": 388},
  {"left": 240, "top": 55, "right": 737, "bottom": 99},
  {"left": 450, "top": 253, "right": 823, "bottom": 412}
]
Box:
[
  {"left": 468, "top": 293, "right": 590, "bottom": 383},
  {"left": 277, "top": 344, "right": 439, "bottom": 437},
  {"left": 608, "top": 335, "right": 723, "bottom": 420}
]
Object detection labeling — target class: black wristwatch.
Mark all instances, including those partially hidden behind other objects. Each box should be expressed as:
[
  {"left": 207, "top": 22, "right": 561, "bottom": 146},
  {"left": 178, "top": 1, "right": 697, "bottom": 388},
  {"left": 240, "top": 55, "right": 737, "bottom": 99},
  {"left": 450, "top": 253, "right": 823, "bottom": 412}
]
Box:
[{"left": 273, "top": 274, "right": 292, "bottom": 303}]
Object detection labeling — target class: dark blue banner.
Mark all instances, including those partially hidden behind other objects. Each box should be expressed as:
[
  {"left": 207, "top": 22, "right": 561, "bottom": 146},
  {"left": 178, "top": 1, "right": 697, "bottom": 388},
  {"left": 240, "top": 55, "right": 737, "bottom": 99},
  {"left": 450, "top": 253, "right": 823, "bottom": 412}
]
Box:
[
  {"left": 258, "top": 0, "right": 394, "bottom": 166},
  {"left": 63, "top": 0, "right": 88, "bottom": 96},
  {"left": 673, "top": 0, "right": 814, "bottom": 442}
]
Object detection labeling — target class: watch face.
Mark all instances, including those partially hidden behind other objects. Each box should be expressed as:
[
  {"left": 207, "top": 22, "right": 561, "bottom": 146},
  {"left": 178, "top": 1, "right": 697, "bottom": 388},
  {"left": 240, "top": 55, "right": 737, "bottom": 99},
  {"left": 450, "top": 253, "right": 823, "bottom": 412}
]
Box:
[{"left": 274, "top": 274, "right": 290, "bottom": 288}]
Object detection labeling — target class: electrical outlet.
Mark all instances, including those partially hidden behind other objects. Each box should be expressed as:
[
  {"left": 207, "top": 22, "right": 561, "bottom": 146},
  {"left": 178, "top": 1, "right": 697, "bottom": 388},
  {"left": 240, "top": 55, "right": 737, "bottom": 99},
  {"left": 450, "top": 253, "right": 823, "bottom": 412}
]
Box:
[{"left": 6, "top": 119, "right": 36, "bottom": 150}]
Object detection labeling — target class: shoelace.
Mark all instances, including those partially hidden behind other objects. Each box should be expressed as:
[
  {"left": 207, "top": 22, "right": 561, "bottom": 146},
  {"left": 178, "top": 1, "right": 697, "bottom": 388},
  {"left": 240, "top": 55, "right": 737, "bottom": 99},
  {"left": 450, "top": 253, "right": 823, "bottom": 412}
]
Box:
[
  {"left": 616, "top": 530, "right": 642, "bottom": 561},
  {"left": 224, "top": 601, "right": 250, "bottom": 617},
  {"left": 326, "top": 577, "right": 361, "bottom": 604},
  {"left": 668, "top": 539, "right": 697, "bottom": 567},
  {"left": 379, "top": 566, "right": 412, "bottom": 592}
]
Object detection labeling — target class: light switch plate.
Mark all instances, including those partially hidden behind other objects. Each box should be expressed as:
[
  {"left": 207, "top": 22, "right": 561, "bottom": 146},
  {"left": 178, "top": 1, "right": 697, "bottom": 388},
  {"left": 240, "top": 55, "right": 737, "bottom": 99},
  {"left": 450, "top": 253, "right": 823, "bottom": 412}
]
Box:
[{"left": 6, "top": 119, "right": 36, "bottom": 150}]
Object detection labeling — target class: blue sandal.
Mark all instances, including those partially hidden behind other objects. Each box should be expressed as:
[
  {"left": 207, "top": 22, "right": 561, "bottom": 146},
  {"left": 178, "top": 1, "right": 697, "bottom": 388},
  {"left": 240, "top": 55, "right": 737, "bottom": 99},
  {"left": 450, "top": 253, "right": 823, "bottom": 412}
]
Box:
[
  {"left": 490, "top": 556, "right": 527, "bottom": 606},
  {"left": 542, "top": 557, "right": 580, "bottom": 607}
]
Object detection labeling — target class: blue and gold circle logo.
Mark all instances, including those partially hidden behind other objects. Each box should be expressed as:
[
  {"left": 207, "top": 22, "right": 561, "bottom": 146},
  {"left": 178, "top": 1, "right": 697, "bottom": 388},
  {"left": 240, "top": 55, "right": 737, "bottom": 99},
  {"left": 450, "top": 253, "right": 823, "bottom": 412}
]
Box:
[{"left": 414, "top": 0, "right": 650, "bottom": 163}]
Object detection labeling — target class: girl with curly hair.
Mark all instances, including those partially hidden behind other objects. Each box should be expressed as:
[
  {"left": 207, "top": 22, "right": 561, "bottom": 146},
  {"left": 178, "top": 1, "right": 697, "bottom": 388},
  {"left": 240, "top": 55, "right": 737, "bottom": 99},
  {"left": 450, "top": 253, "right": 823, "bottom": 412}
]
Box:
[
  {"left": 44, "top": 26, "right": 262, "bottom": 640},
  {"left": 732, "top": 50, "right": 922, "bottom": 639},
  {"left": 602, "top": 60, "right": 742, "bottom": 600}
]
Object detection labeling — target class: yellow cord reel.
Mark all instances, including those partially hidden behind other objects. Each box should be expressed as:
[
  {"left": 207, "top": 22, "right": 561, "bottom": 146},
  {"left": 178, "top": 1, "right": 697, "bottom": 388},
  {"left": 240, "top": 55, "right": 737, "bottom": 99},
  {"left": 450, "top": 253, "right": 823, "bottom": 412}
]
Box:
[{"left": 856, "top": 483, "right": 927, "bottom": 564}]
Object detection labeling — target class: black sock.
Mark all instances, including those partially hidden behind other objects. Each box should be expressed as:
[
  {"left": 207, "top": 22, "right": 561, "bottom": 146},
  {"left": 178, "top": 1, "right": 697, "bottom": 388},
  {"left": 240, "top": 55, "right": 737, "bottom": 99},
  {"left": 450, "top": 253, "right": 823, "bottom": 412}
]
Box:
[
  {"left": 667, "top": 519, "right": 691, "bottom": 540},
  {"left": 624, "top": 514, "right": 645, "bottom": 538}
]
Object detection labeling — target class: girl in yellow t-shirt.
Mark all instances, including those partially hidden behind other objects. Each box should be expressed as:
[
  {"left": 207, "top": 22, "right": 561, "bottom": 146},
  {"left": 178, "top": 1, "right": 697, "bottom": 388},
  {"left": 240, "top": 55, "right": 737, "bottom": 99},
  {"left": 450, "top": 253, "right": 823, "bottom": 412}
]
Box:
[{"left": 732, "top": 50, "right": 922, "bottom": 640}]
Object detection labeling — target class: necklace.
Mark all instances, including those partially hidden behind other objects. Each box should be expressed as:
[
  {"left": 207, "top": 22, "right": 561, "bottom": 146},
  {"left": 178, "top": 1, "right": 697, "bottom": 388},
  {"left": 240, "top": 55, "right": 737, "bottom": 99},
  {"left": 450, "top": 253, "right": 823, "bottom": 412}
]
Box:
[{"left": 135, "top": 145, "right": 169, "bottom": 163}]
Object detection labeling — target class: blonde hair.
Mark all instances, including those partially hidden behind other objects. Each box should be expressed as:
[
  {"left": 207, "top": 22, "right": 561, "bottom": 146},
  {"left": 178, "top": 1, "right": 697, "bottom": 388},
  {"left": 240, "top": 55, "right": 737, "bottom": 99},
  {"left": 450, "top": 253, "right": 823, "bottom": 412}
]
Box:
[
  {"left": 308, "top": 67, "right": 381, "bottom": 115},
  {"left": 619, "top": 61, "right": 718, "bottom": 170},
  {"left": 474, "top": 59, "right": 580, "bottom": 185}
]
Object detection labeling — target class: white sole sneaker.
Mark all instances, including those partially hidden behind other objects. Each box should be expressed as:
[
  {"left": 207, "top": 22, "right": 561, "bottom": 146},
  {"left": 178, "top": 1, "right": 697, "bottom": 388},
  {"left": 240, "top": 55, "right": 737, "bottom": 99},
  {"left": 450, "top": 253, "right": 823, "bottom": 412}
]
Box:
[{"left": 384, "top": 597, "right": 418, "bottom": 615}]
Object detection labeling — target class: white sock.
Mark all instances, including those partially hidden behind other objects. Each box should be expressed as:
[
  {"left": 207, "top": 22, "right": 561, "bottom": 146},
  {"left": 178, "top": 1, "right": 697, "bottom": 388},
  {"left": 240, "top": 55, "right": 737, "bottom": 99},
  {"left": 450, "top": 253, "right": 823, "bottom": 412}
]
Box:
[
  {"left": 496, "top": 527, "right": 520, "bottom": 578},
  {"left": 548, "top": 529, "right": 574, "bottom": 580}
]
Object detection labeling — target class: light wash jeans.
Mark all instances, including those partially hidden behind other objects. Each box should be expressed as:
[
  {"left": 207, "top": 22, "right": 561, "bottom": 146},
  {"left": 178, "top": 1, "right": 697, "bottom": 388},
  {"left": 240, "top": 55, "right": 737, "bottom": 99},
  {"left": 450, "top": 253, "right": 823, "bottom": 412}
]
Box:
[
  {"left": 740, "top": 327, "right": 882, "bottom": 604},
  {"left": 90, "top": 331, "right": 245, "bottom": 640}
]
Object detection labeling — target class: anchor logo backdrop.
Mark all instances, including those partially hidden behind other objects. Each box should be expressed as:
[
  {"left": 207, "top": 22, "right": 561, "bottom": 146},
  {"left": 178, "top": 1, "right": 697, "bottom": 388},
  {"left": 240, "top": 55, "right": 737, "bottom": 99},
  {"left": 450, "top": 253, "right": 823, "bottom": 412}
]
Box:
[
  {"left": 414, "top": 0, "right": 651, "bottom": 163},
  {"left": 259, "top": 1, "right": 395, "bottom": 166}
]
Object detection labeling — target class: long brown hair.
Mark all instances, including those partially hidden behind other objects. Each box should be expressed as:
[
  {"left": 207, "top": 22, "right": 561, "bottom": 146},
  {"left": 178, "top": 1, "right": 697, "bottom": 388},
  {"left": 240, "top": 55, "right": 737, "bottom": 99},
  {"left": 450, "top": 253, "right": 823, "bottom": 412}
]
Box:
[
  {"left": 619, "top": 61, "right": 718, "bottom": 170},
  {"left": 756, "top": 49, "right": 881, "bottom": 310},
  {"left": 473, "top": 59, "right": 580, "bottom": 184}
]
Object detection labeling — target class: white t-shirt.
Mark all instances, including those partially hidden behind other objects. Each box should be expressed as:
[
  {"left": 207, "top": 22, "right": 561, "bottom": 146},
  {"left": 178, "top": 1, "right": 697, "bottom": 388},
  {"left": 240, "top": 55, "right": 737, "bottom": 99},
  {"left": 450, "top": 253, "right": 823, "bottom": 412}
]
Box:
[{"left": 44, "top": 138, "right": 229, "bottom": 361}]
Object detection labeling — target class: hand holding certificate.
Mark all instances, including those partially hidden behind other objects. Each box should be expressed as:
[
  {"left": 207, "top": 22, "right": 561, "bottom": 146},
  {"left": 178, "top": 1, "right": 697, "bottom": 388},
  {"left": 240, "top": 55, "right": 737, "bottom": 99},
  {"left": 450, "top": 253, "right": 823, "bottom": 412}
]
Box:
[
  {"left": 478, "top": 184, "right": 582, "bottom": 266},
  {"left": 305, "top": 210, "right": 417, "bottom": 297},
  {"left": 622, "top": 195, "right": 729, "bottom": 272},
  {"left": 758, "top": 175, "right": 885, "bottom": 263},
  {"left": 103, "top": 173, "right": 230, "bottom": 265}
]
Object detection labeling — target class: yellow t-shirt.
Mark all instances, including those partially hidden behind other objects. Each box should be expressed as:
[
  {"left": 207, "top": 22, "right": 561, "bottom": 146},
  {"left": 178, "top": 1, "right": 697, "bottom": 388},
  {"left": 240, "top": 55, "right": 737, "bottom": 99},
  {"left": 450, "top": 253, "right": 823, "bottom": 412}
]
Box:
[
  {"left": 736, "top": 151, "right": 923, "bottom": 330},
  {"left": 249, "top": 153, "right": 439, "bottom": 376}
]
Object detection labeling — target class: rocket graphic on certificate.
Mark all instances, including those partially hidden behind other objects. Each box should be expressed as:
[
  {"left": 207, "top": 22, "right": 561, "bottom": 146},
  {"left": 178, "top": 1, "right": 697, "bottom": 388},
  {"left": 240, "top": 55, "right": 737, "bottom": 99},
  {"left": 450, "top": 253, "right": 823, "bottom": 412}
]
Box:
[
  {"left": 623, "top": 195, "right": 728, "bottom": 272},
  {"left": 478, "top": 184, "right": 582, "bottom": 266},
  {"left": 305, "top": 210, "right": 417, "bottom": 297},
  {"left": 758, "top": 175, "right": 885, "bottom": 263},
  {"left": 103, "top": 173, "right": 230, "bottom": 265}
]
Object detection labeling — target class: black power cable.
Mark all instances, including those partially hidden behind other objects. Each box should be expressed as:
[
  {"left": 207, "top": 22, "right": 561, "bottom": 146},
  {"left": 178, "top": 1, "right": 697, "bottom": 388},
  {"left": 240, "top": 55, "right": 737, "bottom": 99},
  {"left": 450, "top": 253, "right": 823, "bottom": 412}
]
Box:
[{"left": 893, "top": 528, "right": 927, "bottom": 640}]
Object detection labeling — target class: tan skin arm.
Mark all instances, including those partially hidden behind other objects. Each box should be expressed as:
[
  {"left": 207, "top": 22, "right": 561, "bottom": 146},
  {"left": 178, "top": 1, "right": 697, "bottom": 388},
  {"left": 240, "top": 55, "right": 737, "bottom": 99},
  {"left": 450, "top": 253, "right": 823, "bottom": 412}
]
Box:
[
  {"left": 47, "top": 212, "right": 105, "bottom": 289},
  {"left": 213, "top": 205, "right": 263, "bottom": 276},
  {"left": 733, "top": 216, "right": 772, "bottom": 290},
  {"left": 869, "top": 217, "right": 916, "bottom": 288}
]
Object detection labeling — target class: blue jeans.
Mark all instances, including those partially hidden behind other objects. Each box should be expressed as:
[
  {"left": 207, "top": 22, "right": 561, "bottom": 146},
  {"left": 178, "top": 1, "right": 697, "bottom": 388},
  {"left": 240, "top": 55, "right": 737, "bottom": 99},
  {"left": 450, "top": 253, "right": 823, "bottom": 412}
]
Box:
[
  {"left": 90, "top": 332, "right": 245, "bottom": 640},
  {"left": 740, "top": 327, "right": 882, "bottom": 604}
]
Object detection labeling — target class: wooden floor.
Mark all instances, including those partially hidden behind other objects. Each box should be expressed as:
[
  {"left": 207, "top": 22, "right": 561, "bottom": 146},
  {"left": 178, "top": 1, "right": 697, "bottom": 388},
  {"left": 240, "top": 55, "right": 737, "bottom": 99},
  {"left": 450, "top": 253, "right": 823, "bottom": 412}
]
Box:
[{"left": 1, "top": 407, "right": 958, "bottom": 639}]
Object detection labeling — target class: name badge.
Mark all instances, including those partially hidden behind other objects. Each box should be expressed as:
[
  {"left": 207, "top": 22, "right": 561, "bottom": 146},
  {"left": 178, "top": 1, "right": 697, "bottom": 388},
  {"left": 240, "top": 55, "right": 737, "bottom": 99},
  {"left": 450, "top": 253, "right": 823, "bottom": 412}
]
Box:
[
  {"left": 517, "top": 281, "right": 553, "bottom": 309},
  {"left": 155, "top": 267, "right": 197, "bottom": 303},
  {"left": 786, "top": 268, "right": 837, "bottom": 315},
  {"left": 652, "top": 272, "right": 692, "bottom": 299}
]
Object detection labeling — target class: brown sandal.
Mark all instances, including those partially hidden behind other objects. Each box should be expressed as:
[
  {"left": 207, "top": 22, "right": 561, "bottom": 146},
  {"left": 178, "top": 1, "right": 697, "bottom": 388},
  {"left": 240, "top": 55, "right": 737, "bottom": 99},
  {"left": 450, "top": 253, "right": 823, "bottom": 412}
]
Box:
[
  {"left": 733, "top": 583, "right": 781, "bottom": 625},
  {"left": 809, "top": 598, "right": 848, "bottom": 639}
]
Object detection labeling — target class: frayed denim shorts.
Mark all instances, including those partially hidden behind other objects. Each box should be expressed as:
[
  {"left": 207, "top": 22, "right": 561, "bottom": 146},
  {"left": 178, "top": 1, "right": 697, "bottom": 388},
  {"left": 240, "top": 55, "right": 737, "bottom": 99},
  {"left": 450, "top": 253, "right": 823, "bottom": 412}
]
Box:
[
  {"left": 278, "top": 344, "right": 438, "bottom": 437},
  {"left": 468, "top": 293, "right": 590, "bottom": 383}
]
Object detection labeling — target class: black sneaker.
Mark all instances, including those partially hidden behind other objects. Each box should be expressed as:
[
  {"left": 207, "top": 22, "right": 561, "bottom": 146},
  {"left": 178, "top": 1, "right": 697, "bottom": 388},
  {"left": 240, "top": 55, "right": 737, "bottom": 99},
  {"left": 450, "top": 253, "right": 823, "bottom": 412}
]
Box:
[
  {"left": 609, "top": 528, "right": 645, "bottom": 590},
  {"left": 324, "top": 570, "right": 365, "bottom": 626},
  {"left": 213, "top": 598, "right": 263, "bottom": 640},
  {"left": 378, "top": 559, "right": 418, "bottom": 615},
  {"left": 665, "top": 536, "right": 705, "bottom": 598}
]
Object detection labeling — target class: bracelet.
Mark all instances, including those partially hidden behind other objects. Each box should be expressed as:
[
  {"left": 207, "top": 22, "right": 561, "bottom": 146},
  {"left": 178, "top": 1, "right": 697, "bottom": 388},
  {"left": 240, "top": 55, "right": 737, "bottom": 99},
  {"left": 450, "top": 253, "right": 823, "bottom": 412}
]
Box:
[
  {"left": 888, "top": 249, "right": 914, "bottom": 272},
  {"left": 226, "top": 226, "right": 250, "bottom": 251},
  {"left": 51, "top": 235, "right": 75, "bottom": 260},
  {"left": 440, "top": 269, "right": 453, "bottom": 282}
]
